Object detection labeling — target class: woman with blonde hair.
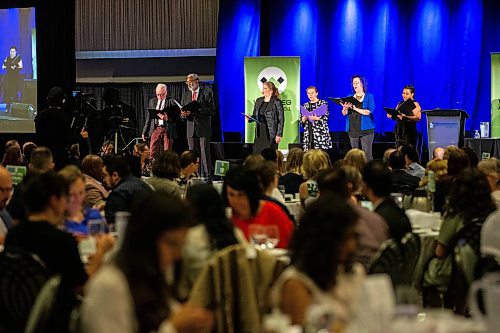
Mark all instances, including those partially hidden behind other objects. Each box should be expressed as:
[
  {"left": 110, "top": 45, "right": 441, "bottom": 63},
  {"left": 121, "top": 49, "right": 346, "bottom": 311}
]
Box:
[
  {"left": 344, "top": 148, "right": 367, "bottom": 172},
  {"left": 299, "top": 149, "right": 331, "bottom": 208},
  {"left": 420, "top": 159, "right": 448, "bottom": 187},
  {"left": 478, "top": 158, "right": 500, "bottom": 207}
]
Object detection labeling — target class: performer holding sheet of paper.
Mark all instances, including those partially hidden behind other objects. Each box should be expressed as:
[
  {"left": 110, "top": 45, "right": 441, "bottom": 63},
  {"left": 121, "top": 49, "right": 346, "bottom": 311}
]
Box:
[
  {"left": 300, "top": 86, "right": 332, "bottom": 151},
  {"left": 340, "top": 75, "right": 376, "bottom": 160},
  {"left": 385, "top": 84, "right": 421, "bottom": 147}
]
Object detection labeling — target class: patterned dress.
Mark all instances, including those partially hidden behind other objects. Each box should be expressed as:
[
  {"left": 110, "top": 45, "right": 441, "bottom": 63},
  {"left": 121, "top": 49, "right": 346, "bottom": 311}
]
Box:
[{"left": 301, "top": 99, "right": 332, "bottom": 151}]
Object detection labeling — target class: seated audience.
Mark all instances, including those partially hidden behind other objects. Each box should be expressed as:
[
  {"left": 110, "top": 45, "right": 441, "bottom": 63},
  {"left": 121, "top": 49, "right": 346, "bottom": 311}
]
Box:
[
  {"left": 276, "top": 149, "right": 285, "bottom": 175},
  {"left": 21, "top": 141, "right": 37, "bottom": 165},
  {"left": 423, "top": 168, "right": 495, "bottom": 307},
  {"left": 362, "top": 161, "right": 412, "bottom": 242},
  {"left": 133, "top": 142, "right": 153, "bottom": 177},
  {"left": 82, "top": 192, "right": 214, "bottom": 333},
  {"left": 434, "top": 148, "right": 470, "bottom": 213},
  {"left": 145, "top": 150, "right": 181, "bottom": 197},
  {"left": 278, "top": 147, "right": 304, "bottom": 195},
  {"left": 477, "top": 209, "right": 500, "bottom": 279},
  {"left": 261, "top": 147, "right": 278, "bottom": 163},
  {"left": 81, "top": 154, "right": 109, "bottom": 208},
  {"left": 382, "top": 148, "right": 396, "bottom": 168},
  {"left": 433, "top": 147, "right": 445, "bottom": 160},
  {"left": 399, "top": 144, "right": 425, "bottom": 179},
  {"left": 59, "top": 165, "right": 103, "bottom": 235},
  {"left": 68, "top": 143, "right": 81, "bottom": 167},
  {"left": 318, "top": 167, "right": 388, "bottom": 269},
  {"left": 388, "top": 150, "right": 420, "bottom": 195},
  {"left": 223, "top": 167, "right": 293, "bottom": 248},
  {"left": 461, "top": 146, "right": 478, "bottom": 167},
  {"left": 1, "top": 139, "right": 22, "bottom": 166},
  {"left": 477, "top": 158, "right": 500, "bottom": 208},
  {"left": 420, "top": 159, "right": 448, "bottom": 187},
  {"left": 179, "top": 184, "right": 246, "bottom": 298},
  {"left": 270, "top": 193, "right": 364, "bottom": 330},
  {"left": 299, "top": 149, "right": 331, "bottom": 209},
  {"left": 0, "top": 165, "right": 14, "bottom": 245},
  {"left": 344, "top": 148, "right": 367, "bottom": 172},
  {"left": 176, "top": 150, "right": 200, "bottom": 187},
  {"left": 100, "top": 140, "right": 115, "bottom": 156},
  {"left": 6, "top": 147, "right": 55, "bottom": 224},
  {"left": 102, "top": 155, "right": 152, "bottom": 224},
  {"left": 5, "top": 172, "right": 113, "bottom": 330}
]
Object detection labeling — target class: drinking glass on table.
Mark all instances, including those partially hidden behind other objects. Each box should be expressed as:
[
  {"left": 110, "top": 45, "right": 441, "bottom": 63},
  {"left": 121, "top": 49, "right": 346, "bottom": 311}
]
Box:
[
  {"left": 87, "top": 219, "right": 107, "bottom": 236},
  {"left": 266, "top": 225, "right": 280, "bottom": 249},
  {"left": 249, "top": 224, "right": 268, "bottom": 250}
]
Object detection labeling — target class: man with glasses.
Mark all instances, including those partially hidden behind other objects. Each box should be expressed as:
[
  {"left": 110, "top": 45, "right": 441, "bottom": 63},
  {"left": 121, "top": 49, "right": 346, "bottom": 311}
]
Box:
[
  {"left": 180, "top": 74, "right": 215, "bottom": 178},
  {"left": 142, "top": 83, "right": 178, "bottom": 158}
]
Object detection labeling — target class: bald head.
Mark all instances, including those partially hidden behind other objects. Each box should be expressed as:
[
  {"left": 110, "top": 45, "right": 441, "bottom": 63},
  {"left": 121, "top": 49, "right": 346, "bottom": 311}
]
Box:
[
  {"left": 0, "top": 166, "right": 13, "bottom": 209},
  {"left": 433, "top": 147, "right": 445, "bottom": 160},
  {"left": 81, "top": 154, "right": 104, "bottom": 180}
]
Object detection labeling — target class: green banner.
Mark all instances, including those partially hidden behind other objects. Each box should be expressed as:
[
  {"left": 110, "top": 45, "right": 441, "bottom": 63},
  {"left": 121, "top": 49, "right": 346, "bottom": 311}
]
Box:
[
  {"left": 244, "top": 57, "right": 300, "bottom": 149},
  {"left": 492, "top": 54, "right": 500, "bottom": 137}
]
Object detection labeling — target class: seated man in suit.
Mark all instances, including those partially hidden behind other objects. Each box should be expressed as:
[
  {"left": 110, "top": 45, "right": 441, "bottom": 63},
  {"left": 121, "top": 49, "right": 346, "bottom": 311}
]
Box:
[
  {"left": 388, "top": 150, "right": 420, "bottom": 195},
  {"left": 362, "top": 161, "right": 412, "bottom": 242}
]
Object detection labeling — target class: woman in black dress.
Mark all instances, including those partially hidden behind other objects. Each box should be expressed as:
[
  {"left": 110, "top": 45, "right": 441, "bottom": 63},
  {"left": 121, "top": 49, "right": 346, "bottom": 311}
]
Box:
[
  {"left": 301, "top": 86, "right": 332, "bottom": 151},
  {"left": 387, "top": 84, "right": 422, "bottom": 147},
  {"left": 248, "top": 81, "right": 284, "bottom": 154}
]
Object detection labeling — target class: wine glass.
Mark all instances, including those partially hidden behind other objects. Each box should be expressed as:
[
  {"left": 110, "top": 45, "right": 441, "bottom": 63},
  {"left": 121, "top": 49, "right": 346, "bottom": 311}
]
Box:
[
  {"left": 266, "top": 225, "right": 280, "bottom": 249},
  {"left": 248, "top": 224, "right": 268, "bottom": 250}
]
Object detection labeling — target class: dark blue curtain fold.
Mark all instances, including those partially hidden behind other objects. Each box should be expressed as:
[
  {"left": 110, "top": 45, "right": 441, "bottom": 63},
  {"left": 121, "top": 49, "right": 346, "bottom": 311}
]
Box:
[{"left": 216, "top": 0, "right": 500, "bottom": 137}]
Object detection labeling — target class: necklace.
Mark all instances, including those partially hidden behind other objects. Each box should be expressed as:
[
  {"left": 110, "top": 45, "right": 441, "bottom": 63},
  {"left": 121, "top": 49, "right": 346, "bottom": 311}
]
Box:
[{"left": 354, "top": 93, "right": 365, "bottom": 101}]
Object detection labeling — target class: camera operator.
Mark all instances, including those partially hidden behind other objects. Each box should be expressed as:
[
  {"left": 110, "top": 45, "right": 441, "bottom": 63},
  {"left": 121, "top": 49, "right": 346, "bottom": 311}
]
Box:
[{"left": 35, "top": 87, "right": 88, "bottom": 170}]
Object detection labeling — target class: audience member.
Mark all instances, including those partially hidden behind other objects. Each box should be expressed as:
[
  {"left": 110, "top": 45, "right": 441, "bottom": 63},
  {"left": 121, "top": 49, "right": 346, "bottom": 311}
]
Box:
[
  {"left": 1, "top": 139, "right": 22, "bottom": 166},
  {"left": 362, "top": 161, "right": 412, "bottom": 242},
  {"left": 477, "top": 158, "right": 500, "bottom": 207},
  {"left": 100, "top": 140, "right": 115, "bottom": 156},
  {"left": 21, "top": 141, "right": 37, "bottom": 165},
  {"left": 383, "top": 148, "right": 396, "bottom": 168},
  {"left": 176, "top": 150, "right": 199, "bottom": 187},
  {"left": 81, "top": 154, "right": 109, "bottom": 208},
  {"left": 420, "top": 159, "right": 448, "bottom": 187},
  {"left": 270, "top": 194, "right": 364, "bottom": 330},
  {"left": 223, "top": 167, "right": 293, "bottom": 248},
  {"left": 318, "top": 167, "right": 388, "bottom": 268},
  {"left": 344, "top": 148, "right": 367, "bottom": 172},
  {"left": 399, "top": 143, "right": 425, "bottom": 179},
  {"left": 276, "top": 149, "right": 285, "bottom": 175},
  {"left": 82, "top": 192, "right": 214, "bottom": 333},
  {"left": 460, "top": 146, "right": 478, "bottom": 168},
  {"left": 5, "top": 172, "right": 113, "bottom": 330},
  {"left": 68, "top": 143, "right": 81, "bottom": 167},
  {"left": 388, "top": 150, "right": 420, "bottom": 195},
  {"left": 434, "top": 148, "right": 470, "bottom": 213},
  {"left": 133, "top": 142, "right": 152, "bottom": 177},
  {"left": 299, "top": 149, "right": 331, "bottom": 209},
  {"left": 261, "top": 147, "right": 278, "bottom": 162},
  {"left": 477, "top": 209, "right": 500, "bottom": 279},
  {"left": 102, "top": 155, "right": 152, "bottom": 224},
  {"left": 278, "top": 147, "right": 304, "bottom": 195},
  {"left": 59, "top": 165, "right": 103, "bottom": 235},
  {"left": 0, "top": 166, "right": 14, "bottom": 244},
  {"left": 433, "top": 147, "right": 445, "bottom": 160},
  {"left": 145, "top": 150, "right": 181, "bottom": 197},
  {"left": 179, "top": 184, "right": 245, "bottom": 299}
]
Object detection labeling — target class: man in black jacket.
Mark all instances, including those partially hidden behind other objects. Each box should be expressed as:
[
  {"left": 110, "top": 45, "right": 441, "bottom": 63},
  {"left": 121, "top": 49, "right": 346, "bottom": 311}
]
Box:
[
  {"left": 180, "top": 73, "right": 215, "bottom": 178},
  {"left": 362, "top": 160, "right": 412, "bottom": 242},
  {"left": 388, "top": 150, "right": 420, "bottom": 195}
]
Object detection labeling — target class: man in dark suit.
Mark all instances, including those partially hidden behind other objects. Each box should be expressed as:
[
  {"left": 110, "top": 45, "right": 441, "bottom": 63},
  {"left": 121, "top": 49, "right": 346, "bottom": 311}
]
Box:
[
  {"left": 389, "top": 150, "right": 420, "bottom": 195},
  {"left": 180, "top": 73, "right": 215, "bottom": 178},
  {"left": 362, "top": 160, "right": 412, "bottom": 242},
  {"left": 142, "top": 83, "right": 178, "bottom": 158}
]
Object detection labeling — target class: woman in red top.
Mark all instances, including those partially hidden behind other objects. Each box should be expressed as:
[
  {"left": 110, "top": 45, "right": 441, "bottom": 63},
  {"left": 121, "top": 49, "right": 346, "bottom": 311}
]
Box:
[{"left": 223, "top": 167, "right": 293, "bottom": 248}]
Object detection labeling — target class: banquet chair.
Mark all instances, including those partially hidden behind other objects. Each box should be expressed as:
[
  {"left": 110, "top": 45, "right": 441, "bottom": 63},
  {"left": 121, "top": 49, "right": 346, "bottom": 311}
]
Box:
[
  {"left": 400, "top": 232, "right": 421, "bottom": 286},
  {"left": 24, "top": 275, "right": 62, "bottom": 333},
  {"left": 368, "top": 239, "right": 403, "bottom": 286},
  {"left": 0, "top": 248, "right": 50, "bottom": 333},
  {"left": 188, "top": 244, "right": 287, "bottom": 333}
]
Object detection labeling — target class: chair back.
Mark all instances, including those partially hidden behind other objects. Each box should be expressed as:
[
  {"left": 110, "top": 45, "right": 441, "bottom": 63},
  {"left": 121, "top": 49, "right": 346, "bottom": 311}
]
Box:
[
  {"left": 24, "top": 275, "right": 62, "bottom": 333},
  {"left": 368, "top": 239, "right": 403, "bottom": 286},
  {"left": 400, "top": 232, "right": 421, "bottom": 285},
  {"left": 0, "top": 248, "right": 50, "bottom": 332}
]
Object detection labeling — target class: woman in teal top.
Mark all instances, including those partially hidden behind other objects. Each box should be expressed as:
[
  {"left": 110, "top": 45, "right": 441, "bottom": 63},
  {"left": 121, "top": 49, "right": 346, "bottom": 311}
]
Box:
[{"left": 341, "top": 75, "right": 376, "bottom": 160}]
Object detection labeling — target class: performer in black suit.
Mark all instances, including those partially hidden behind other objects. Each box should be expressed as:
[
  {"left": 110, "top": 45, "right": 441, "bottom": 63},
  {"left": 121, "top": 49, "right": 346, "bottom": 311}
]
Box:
[
  {"left": 2, "top": 46, "right": 23, "bottom": 109},
  {"left": 142, "top": 83, "right": 178, "bottom": 159},
  {"left": 248, "top": 81, "right": 284, "bottom": 154},
  {"left": 180, "top": 74, "right": 215, "bottom": 178}
]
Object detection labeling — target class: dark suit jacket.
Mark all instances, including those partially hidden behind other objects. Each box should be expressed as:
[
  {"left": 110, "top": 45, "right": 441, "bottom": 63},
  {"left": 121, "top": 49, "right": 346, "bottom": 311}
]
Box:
[
  {"left": 375, "top": 197, "right": 412, "bottom": 242},
  {"left": 251, "top": 96, "right": 284, "bottom": 139},
  {"left": 391, "top": 169, "right": 420, "bottom": 195},
  {"left": 142, "top": 97, "right": 179, "bottom": 139},
  {"left": 181, "top": 87, "right": 215, "bottom": 138}
]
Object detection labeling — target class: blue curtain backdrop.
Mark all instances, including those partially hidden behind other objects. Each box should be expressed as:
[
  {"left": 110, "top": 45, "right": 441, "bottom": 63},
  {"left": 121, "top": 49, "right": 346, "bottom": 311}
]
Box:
[{"left": 215, "top": 0, "right": 500, "bottom": 136}]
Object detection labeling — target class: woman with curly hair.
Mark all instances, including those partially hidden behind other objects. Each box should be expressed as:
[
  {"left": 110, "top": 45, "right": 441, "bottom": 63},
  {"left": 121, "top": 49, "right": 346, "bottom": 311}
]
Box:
[{"left": 270, "top": 193, "right": 363, "bottom": 330}]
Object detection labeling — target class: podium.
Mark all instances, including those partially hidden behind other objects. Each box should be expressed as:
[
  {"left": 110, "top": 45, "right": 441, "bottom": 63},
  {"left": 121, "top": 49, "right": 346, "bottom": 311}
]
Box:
[{"left": 423, "top": 109, "right": 469, "bottom": 161}]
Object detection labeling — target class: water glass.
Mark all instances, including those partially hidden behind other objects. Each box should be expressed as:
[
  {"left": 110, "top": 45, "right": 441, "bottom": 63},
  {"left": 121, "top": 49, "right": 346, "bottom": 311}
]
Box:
[
  {"left": 87, "top": 219, "right": 106, "bottom": 236},
  {"left": 249, "top": 224, "right": 268, "bottom": 250},
  {"left": 266, "top": 225, "right": 280, "bottom": 249}
]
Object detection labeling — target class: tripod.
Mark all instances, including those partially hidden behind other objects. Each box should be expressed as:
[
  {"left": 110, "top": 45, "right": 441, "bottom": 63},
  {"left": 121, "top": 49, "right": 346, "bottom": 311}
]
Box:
[{"left": 106, "top": 117, "right": 129, "bottom": 155}]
